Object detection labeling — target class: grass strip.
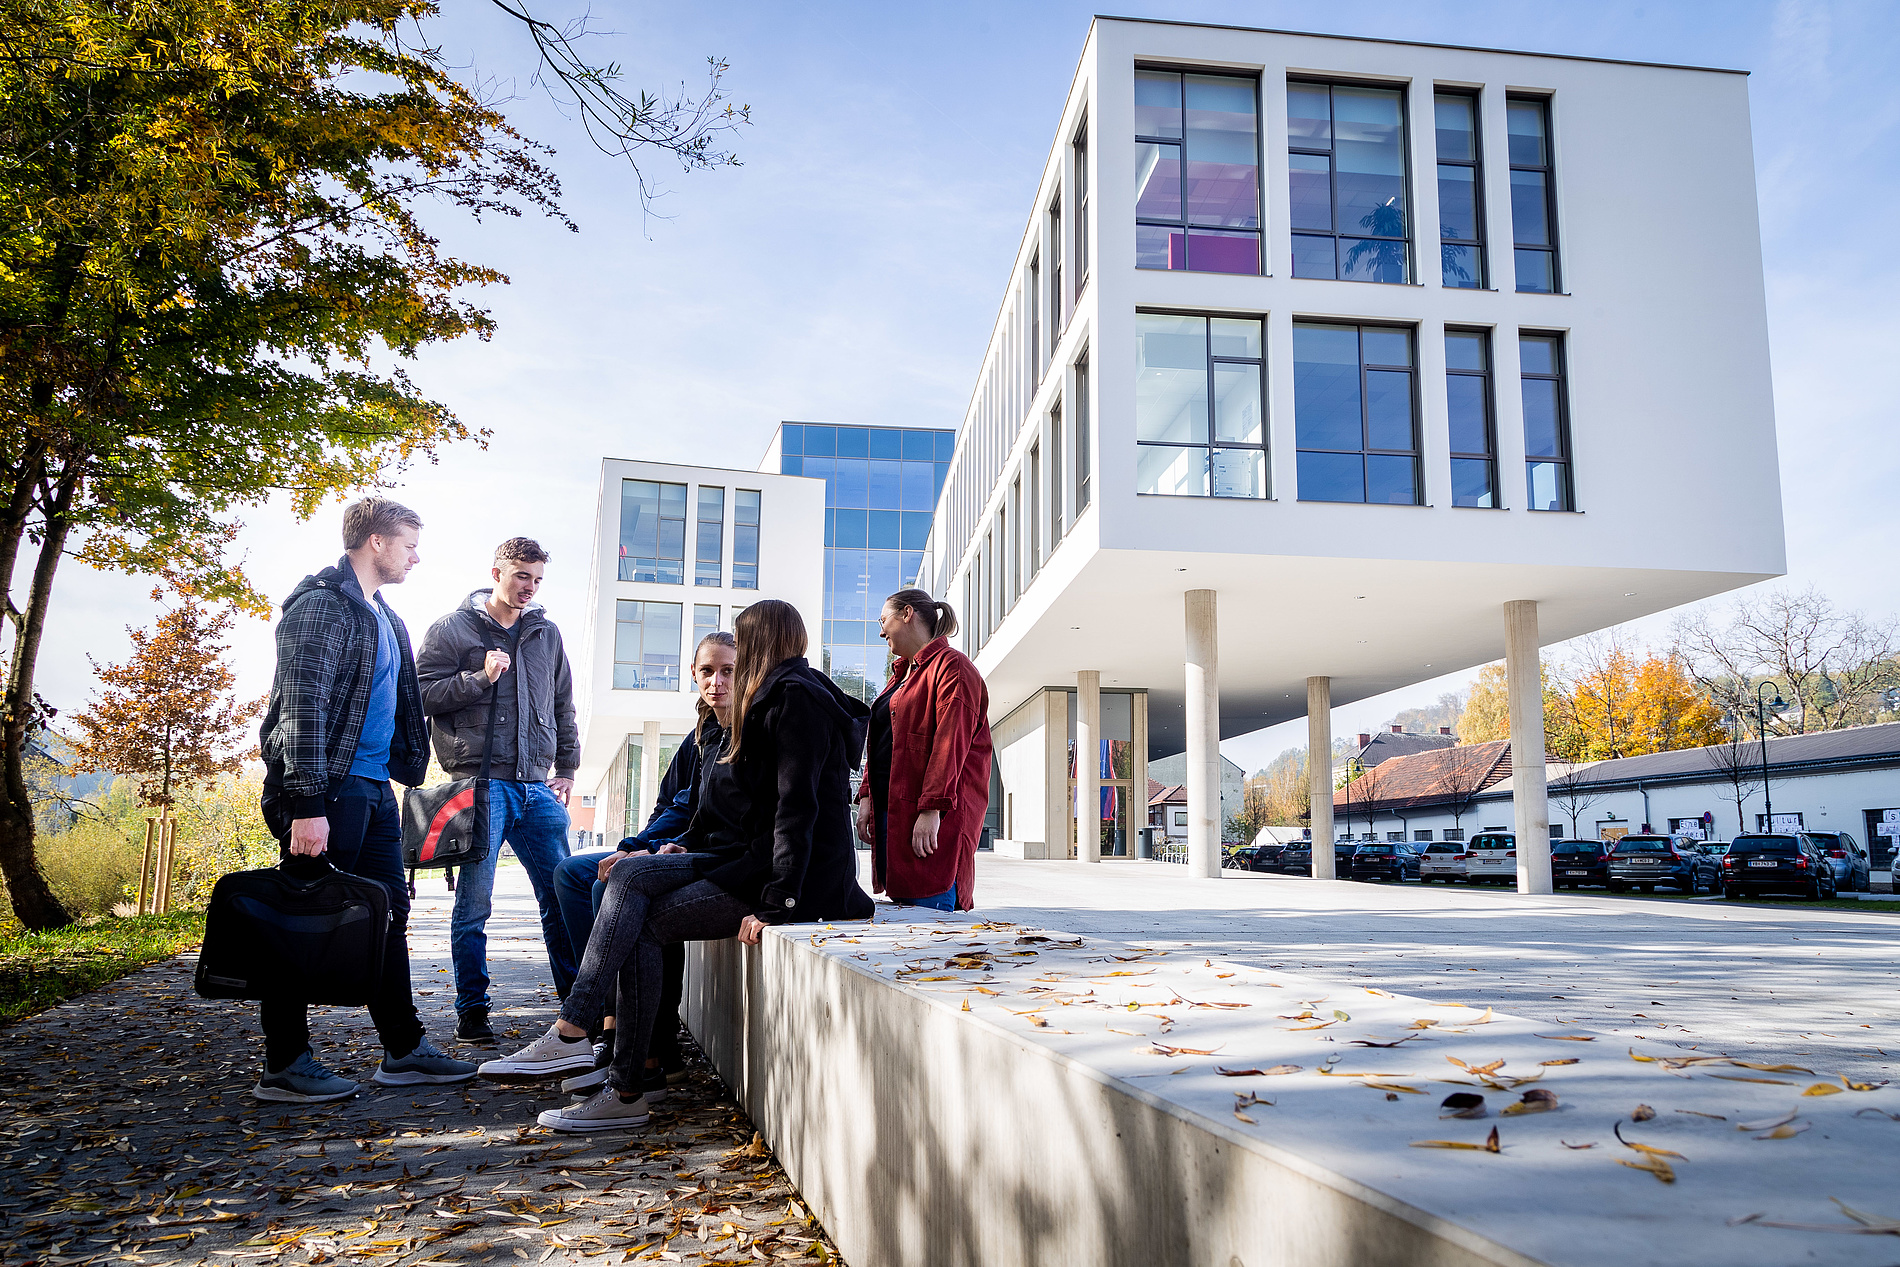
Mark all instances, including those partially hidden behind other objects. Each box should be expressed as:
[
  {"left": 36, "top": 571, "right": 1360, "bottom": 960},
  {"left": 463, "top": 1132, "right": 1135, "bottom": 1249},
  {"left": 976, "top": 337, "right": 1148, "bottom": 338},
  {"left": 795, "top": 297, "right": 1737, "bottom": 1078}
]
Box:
[{"left": 0, "top": 910, "right": 204, "bottom": 1025}]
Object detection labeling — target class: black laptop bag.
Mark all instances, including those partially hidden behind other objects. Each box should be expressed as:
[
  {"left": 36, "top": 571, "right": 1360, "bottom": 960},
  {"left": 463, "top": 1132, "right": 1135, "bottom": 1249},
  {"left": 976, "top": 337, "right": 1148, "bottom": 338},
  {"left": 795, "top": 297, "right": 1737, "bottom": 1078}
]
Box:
[{"left": 195, "top": 857, "right": 390, "bottom": 1004}]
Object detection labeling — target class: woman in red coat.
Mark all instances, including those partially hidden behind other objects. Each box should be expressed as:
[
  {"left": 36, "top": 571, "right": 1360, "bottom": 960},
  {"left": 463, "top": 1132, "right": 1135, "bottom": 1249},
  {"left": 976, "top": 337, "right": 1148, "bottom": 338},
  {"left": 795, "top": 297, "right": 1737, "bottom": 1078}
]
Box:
[{"left": 854, "top": 588, "right": 993, "bottom": 911}]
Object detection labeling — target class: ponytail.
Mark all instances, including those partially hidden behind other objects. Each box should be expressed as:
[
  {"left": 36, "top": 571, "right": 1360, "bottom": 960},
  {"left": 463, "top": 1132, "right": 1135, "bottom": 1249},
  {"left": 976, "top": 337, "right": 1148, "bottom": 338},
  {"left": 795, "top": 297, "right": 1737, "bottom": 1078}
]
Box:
[{"left": 886, "top": 588, "right": 958, "bottom": 640}]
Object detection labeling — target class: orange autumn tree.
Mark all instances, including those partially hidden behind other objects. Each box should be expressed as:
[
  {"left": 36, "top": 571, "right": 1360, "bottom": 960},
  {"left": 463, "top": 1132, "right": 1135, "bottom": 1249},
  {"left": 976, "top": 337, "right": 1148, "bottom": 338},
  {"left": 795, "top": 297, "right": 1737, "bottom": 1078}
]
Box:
[
  {"left": 70, "top": 593, "right": 263, "bottom": 811},
  {"left": 1549, "top": 641, "right": 1727, "bottom": 762}
]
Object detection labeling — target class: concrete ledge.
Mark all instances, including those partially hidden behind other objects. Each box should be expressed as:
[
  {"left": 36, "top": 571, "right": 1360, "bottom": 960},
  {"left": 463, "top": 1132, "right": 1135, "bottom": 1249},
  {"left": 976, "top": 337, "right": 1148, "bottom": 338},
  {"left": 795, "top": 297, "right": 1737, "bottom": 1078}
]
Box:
[{"left": 685, "top": 908, "right": 1895, "bottom": 1267}]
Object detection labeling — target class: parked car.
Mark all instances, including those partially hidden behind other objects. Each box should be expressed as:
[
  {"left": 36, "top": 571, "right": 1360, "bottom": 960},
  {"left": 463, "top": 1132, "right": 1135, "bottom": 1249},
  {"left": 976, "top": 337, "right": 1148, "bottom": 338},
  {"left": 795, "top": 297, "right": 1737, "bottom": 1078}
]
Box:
[
  {"left": 1250, "top": 842, "right": 1289, "bottom": 873},
  {"left": 1418, "top": 841, "right": 1468, "bottom": 883},
  {"left": 1721, "top": 833, "right": 1839, "bottom": 900},
  {"left": 1464, "top": 830, "right": 1519, "bottom": 884},
  {"left": 1550, "top": 839, "right": 1611, "bottom": 888},
  {"left": 1801, "top": 830, "right": 1871, "bottom": 892},
  {"left": 1223, "top": 844, "right": 1286, "bottom": 873},
  {"left": 1350, "top": 842, "right": 1421, "bottom": 882},
  {"left": 1606, "top": 834, "right": 1719, "bottom": 893},
  {"left": 1279, "top": 840, "right": 1356, "bottom": 877}
]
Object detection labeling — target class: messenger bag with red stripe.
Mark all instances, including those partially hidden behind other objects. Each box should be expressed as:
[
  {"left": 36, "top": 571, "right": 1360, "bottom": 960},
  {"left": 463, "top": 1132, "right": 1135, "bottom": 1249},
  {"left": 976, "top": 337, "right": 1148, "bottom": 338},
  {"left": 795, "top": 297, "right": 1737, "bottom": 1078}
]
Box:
[{"left": 401, "top": 622, "right": 518, "bottom": 873}]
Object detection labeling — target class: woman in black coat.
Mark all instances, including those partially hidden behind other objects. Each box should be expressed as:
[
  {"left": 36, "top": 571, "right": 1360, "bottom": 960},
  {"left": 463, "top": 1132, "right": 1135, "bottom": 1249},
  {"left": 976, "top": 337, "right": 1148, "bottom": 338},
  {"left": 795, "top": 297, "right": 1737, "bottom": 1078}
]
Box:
[{"left": 479, "top": 599, "right": 871, "bottom": 1133}]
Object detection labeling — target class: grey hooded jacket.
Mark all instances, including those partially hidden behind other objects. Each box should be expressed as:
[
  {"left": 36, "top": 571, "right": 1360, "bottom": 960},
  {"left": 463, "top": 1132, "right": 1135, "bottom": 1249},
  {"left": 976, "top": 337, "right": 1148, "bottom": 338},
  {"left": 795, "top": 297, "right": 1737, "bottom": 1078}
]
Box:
[{"left": 415, "top": 590, "right": 579, "bottom": 783}]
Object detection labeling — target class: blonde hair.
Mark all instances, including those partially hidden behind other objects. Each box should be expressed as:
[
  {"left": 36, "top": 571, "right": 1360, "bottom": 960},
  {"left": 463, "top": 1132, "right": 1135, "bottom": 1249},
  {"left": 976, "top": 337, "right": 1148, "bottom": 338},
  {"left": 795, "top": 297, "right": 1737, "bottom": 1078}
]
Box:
[
  {"left": 342, "top": 498, "right": 422, "bottom": 550},
  {"left": 722, "top": 601, "right": 808, "bottom": 764},
  {"left": 692, "top": 631, "right": 737, "bottom": 748}
]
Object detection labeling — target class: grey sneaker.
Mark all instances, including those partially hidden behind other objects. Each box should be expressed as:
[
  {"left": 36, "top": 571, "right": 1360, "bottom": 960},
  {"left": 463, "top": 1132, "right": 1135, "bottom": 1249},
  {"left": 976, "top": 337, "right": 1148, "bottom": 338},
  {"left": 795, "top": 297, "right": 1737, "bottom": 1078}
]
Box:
[
  {"left": 537, "top": 1088, "right": 650, "bottom": 1134},
  {"left": 560, "top": 1040, "right": 612, "bottom": 1095},
  {"left": 254, "top": 1051, "right": 358, "bottom": 1104},
  {"left": 478, "top": 1023, "right": 597, "bottom": 1083},
  {"left": 374, "top": 1036, "right": 479, "bottom": 1086}
]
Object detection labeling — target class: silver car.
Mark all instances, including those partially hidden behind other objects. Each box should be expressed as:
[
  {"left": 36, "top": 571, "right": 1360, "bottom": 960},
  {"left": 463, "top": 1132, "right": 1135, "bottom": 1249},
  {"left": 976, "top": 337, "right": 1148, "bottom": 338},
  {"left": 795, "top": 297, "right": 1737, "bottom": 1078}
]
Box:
[
  {"left": 1419, "top": 841, "right": 1468, "bottom": 882},
  {"left": 1801, "top": 831, "right": 1871, "bottom": 892},
  {"left": 1464, "top": 829, "right": 1519, "bottom": 885}
]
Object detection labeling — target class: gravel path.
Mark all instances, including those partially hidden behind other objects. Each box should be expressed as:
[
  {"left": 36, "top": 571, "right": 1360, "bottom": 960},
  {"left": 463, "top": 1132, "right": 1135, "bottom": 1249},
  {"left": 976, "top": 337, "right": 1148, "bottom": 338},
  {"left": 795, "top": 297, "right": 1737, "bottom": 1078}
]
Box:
[{"left": 0, "top": 860, "right": 843, "bottom": 1267}]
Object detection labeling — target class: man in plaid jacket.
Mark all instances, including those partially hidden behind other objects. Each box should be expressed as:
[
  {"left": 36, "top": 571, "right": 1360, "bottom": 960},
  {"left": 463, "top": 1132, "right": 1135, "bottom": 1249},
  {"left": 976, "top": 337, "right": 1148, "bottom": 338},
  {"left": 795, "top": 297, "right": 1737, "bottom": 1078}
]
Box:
[{"left": 253, "top": 498, "right": 476, "bottom": 1103}]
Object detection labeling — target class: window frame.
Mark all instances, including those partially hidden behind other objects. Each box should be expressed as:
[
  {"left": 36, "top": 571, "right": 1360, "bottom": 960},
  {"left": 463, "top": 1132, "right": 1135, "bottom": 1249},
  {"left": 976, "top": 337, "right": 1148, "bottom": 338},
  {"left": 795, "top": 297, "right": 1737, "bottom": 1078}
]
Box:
[
  {"left": 1074, "top": 354, "right": 1092, "bottom": 513},
  {"left": 1027, "top": 442, "right": 1042, "bottom": 578},
  {"left": 1071, "top": 117, "right": 1090, "bottom": 298},
  {"left": 1028, "top": 253, "right": 1042, "bottom": 387},
  {"left": 694, "top": 485, "right": 725, "bottom": 587},
  {"left": 1134, "top": 64, "right": 1263, "bottom": 276},
  {"left": 1444, "top": 326, "right": 1499, "bottom": 508},
  {"left": 612, "top": 599, "right": 684, "bottom": 692},
  {"left": 1048, "top": 193, "right": 1064, "bottom": 351},
  {"left": 1507, "top": 95, "right": 1561, "bottom": 293},
  {"left": 1519, "top": 330, "right": 1575, "bottom": 512},
  {"left": 1433, "top": 88, "right": 1486, "bottom": 289},
  {"left": 1287, "top": 77, "right": 1414, "bottom": 284},
  {"left": 1135, "top": 309, "right": 1269, "bottom": 500},
  {"left": 1049, "top": 400, "right": 1065, "bottom": 543},
  {"left": 1292, "top": 320, "right": 1422, "bottom": 506},
  {"left": 731, "top": 489, "right": 762, "bottom": 589},
  {"left": 618, "top": 479, "right": 688, "bottom": 584}
]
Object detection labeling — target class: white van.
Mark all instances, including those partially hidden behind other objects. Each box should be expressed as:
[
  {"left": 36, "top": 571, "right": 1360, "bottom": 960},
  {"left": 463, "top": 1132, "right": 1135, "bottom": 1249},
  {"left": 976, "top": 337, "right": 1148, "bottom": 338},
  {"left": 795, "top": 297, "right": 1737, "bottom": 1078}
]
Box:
[{"left": 1464, "top": 829, "right": 1517, "bottom": 884}]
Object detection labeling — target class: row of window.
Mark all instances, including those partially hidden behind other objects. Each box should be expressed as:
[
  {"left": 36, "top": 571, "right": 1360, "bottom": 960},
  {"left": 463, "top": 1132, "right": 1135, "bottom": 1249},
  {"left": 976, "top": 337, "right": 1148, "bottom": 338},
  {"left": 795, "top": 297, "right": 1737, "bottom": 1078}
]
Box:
[
  {"left": 1136, "top": 312, "right": 1574, "bottom": 511},
  {"left": 1135, "top": 68, "right": 1562, "bottom": 292},
  {"left": 613, "top": 600, "right": 753, "bottom": 691},
  {"left": 618, "top": 479, "right": 761, "bottom": 589}
]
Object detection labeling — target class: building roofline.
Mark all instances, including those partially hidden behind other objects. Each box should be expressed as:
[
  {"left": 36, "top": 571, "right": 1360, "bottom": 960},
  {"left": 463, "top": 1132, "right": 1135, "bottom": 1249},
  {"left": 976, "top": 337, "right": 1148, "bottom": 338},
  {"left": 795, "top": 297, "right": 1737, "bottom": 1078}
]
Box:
[{"left": 1093, "top": 14, "right": 1750, "bottom": 77}]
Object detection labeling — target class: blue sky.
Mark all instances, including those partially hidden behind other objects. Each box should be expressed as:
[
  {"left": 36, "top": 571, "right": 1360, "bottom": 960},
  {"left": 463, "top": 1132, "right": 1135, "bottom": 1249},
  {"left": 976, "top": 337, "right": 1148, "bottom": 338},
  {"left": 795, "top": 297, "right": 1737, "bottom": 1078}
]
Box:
[{"left": 32, "top": 0, "right": 1900, "bottom": 772}]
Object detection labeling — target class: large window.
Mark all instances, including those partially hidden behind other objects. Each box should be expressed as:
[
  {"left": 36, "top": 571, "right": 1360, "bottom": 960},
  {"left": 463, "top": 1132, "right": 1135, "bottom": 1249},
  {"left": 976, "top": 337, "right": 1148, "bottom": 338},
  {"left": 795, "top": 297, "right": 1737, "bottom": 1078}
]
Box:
[
  {"left": 1288, "top": 81, "right": 1410, "bottom": 283},
  {"left": 1445, "top": 329, "right": 1497, "bottom": 507},
  {"left": 1435, "top": 92, "right": 1484, "bottom": 289},
  {"left": 1028, "top": 254, "right": 1041, "bottom": 384},
  {"left": 618, "top": 480, "right": 686, "bottom": 583},
  {"left": 1049, "top": 195, "right": 1063, "bottom": 346},
  {"left": 1508, "top": 97, "right": 1559, "bottom": 293},
  {"left": 1075, "top": 356, "right": 1092, "bottom": 512},
  {"left": 1520, "top": 333, "right": 1573, "bottom": 510},
  {"left": 1135, "top": 313, "right": 1266, "bottom": 499},
  {"left": 695, "top": 486, "right": 724, "bottom": 586},
  {"left": 732, "top": 490, "right": 761, "bottom": 588},
  {"left": 1293, "top": 322, "right": 1419, "bottom": 504},
  {"left": 1028, "top": 442, "right": 1041, "bottom": 577},
  {"left": 1134, "top": 69, "right": 1260, "bottom": 275},
  {"left": 613, "top": 600, "right": 682, "bottom": 691},
  {"left": 1072, "top": 120, "right": 1089, "bottom": 295},
  {"left": 1009, "top": 477, "right": 1022, "bottom": 604},
  {"left": 1049, "top": 403, "right": 1064, "bottom": 543}
]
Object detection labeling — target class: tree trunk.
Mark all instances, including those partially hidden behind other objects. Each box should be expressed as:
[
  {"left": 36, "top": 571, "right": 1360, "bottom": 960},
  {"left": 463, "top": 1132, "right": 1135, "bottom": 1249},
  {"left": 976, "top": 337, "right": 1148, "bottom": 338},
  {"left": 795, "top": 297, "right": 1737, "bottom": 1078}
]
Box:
[{"left": 1, "top": 486, "right": 77, "bottom": 930}]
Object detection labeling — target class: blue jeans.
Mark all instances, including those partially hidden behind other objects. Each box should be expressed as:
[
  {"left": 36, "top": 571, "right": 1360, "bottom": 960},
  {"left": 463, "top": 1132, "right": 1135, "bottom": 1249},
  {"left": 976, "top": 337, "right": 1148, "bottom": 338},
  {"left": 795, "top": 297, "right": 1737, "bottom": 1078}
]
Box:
[
  {"left": 450, "top": 780, "right": 577, "bottom": 1013},
  {"left": 552, "top": 849, "right": 686, "bottom": 1066}
]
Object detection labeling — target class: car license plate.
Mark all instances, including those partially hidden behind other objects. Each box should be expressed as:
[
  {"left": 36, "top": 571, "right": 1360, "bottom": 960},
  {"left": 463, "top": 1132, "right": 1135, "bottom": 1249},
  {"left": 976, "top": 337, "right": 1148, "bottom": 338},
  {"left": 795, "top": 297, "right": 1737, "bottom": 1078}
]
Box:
[
  {"left": 1566, "top": 870, "right": 1589, "bottom": 875},
  {"left": 1748, "top": 859, "right": 1778, "bottom": 868}
]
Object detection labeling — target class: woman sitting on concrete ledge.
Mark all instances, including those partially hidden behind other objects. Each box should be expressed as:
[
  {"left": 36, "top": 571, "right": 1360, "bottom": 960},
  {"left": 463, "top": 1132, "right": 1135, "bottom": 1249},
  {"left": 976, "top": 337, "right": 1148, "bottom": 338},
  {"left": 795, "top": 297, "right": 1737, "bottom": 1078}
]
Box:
[
  {"left": 478, "top": 599, "right": 874, "bottom": 1133},
  {"left": 856, "top": 587, "right": 992, "bottom": 912}
]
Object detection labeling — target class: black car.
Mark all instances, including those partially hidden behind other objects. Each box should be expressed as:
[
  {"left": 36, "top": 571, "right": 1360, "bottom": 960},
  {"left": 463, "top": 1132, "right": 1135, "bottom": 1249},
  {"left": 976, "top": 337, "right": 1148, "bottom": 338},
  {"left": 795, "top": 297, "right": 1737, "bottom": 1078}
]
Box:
[
  {"left": 1350, "top": 842, "right": 1421, "bottom": 882},
  {"left": 1722, "top": 833, "right": 1840, "bottom": 900},
  {"left": 1550, "top": 839, "right": 1610, "bottom": 888},
  {"left": 1606, "top": 834, "right": 1720, "bottom": 894},
  {"left": 1280, "top": 840, "right": 1356, "bottom": 877},
  {"left": 1223, "top": 845, "right": 1285, "bottom": 873}
]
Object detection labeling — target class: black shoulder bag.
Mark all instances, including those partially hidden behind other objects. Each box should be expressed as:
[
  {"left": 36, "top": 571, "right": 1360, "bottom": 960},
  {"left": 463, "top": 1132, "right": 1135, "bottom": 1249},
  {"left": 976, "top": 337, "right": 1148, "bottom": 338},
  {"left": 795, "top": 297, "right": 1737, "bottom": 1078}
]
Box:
[{"left": 401, "top": 621, "right": 520, "bottom": 876}]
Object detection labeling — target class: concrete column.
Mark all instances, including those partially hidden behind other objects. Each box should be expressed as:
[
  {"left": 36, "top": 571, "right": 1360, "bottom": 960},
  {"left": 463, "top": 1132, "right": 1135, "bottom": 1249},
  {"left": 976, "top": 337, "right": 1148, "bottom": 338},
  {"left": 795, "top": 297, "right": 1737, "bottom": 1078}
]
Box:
[
  {"left": 1185, "top": 590, "right": 1221, "bottom": 879},
  {"left": 1075, "top": 671, "right": 1100, "bottom": 863},
  {"left": 1307, "top": 677, "right": 1336, "bottom": 880},
  {"left": 638, "top": 718, "right": 663, "bottom": 829},
  {"left": 1505, "top": 600, "right": 1553, "bottom": 895}
]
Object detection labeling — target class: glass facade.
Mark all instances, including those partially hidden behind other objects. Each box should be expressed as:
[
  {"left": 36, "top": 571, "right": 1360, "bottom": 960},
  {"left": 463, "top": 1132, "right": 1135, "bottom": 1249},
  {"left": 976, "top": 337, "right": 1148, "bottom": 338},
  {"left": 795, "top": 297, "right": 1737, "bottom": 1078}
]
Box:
[
  {"left": 1293, "top": 322, "right": 1419, "bottom": 504},
  {"left": 778, "top": 423, "right": 954, "bottom": 703},
  {"left": 1508, "top": 97, "right": 1559, "bottom": 293},
  {"left": 1135, "top": 69, "right": 1260, "bottom": 275},
  {"left": 1435, "top": 92, "right": 1485, "bottom": 289},
  {"left": 1288, "top": 81, "right": 1410, "bottom": 283},
  {"left": 1135, "top": 313, "right": 1266, "bottom": 499}
]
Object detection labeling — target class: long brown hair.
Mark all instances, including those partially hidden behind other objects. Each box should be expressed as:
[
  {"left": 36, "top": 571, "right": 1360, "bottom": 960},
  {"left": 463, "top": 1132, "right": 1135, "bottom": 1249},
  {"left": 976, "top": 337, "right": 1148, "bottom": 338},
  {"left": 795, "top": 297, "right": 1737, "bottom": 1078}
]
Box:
[
  {"left": 691, "top": 631, "right": 737, "bottom": 748},
  {"left": 885, "top": 588, "right": 960, "bottom": 639},
  {"left": 722, "top": 600, "right": 808, "bottom": 764}
]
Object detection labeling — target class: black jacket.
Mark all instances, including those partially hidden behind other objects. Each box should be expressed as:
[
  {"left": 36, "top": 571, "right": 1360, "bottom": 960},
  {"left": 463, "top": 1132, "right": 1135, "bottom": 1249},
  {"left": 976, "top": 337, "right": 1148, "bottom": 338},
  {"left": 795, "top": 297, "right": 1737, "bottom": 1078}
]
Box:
[
  {"left": 415, "top": 591, "right": 580, "bottom": 782},
  {"left": 259, "top": 559, "right": 429, "bottom": 818},
  {"left": 700, "top": 658, "right": 873, "bottom": 924}
]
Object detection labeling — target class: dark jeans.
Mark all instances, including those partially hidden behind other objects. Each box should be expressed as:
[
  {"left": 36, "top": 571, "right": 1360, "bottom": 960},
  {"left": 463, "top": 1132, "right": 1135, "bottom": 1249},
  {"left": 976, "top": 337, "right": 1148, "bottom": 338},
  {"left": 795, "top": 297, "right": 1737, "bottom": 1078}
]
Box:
[
  {"left": 559, "top": 854, "right": 748, "bottom": 1092},
  {"left": 260, "top": 777, "right": 424, "bottom": 1070},
  {"left": 551, "top": 851, "right": 684, "bottom": 1067},
  {"left": 450, "top": 780, "right": 576, "bottom": 1012}
]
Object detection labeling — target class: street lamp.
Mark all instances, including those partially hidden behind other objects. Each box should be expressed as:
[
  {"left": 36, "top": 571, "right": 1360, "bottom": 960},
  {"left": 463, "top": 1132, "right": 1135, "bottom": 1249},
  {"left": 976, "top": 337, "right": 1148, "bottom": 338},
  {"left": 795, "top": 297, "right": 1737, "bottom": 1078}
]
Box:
[{"left": 1756, "top": 682, "right": 1787, "bottom": 831}]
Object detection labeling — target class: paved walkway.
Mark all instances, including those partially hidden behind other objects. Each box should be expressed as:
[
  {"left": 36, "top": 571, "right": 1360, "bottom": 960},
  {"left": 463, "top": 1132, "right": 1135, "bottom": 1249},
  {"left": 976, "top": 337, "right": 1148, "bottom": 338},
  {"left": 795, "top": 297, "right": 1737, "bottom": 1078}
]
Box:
[
  {"left": 952, "top": 856, "right": 1900, "bottom": 1081},
  {"left": 0, "top": 859, "right": 841, "bottom": 1267}
]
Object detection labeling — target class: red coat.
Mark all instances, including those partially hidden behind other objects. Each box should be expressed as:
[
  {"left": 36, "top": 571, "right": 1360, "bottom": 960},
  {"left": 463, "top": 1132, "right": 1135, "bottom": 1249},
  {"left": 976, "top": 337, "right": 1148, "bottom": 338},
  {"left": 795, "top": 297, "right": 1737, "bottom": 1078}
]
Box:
[{"left": 857, "top": 637, "right": 992, "bottom": 908}]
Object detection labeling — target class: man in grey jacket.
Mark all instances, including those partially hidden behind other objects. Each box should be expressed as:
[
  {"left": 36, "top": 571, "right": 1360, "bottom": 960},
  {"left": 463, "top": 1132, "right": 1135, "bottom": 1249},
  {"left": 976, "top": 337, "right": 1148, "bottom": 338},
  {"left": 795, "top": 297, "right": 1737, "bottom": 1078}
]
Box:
[{"left": 416, "top": 537, "right": 581, "bottom": 1043}]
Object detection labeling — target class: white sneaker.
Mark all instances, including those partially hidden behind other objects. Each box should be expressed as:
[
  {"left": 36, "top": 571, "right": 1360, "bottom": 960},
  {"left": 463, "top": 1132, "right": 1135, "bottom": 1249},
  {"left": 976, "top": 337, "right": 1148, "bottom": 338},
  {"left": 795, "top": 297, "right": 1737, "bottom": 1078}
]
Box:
[
  {"left": 537, "top": 1088, "right": 651, "bottom": 1134},
  {"left": 476, "top": 1023, "right": 598, "bottom": 1083}
]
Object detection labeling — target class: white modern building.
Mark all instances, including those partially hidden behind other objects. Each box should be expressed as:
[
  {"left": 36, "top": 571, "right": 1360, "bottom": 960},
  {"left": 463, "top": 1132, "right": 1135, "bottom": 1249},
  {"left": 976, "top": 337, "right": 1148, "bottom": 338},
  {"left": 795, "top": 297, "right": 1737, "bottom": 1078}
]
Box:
[
  {"left": 916, "top": 18, "right": 1784, "bottom": 889},
  {"left": 575, "top": 458, "right": 824, "bottom": 842}
]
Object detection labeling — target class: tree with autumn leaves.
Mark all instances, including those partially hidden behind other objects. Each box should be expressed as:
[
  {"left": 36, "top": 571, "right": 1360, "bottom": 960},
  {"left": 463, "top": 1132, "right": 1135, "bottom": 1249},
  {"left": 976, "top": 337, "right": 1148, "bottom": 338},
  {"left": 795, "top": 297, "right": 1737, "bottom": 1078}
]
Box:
[
  {"left": 69, "top": 592, "right": 262, "bottom": 811},
  {"left": 0, "top": 1, "right": 748, "bottom": 927},
  {"left": 1457, "top": 643, "right": 1725, "bottom": 761}
]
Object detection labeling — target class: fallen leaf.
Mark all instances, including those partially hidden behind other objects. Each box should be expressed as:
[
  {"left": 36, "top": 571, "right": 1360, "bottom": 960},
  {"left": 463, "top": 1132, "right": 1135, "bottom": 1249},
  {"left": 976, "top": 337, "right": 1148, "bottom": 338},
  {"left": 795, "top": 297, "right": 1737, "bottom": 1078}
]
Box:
[
  {"left": 1618, "top": 1155, "right": 1676, "bottom": 1184},
  {"left": 960, "top": 1000, "right": 970, "bottom": 1012},
  {"left": 1729, "top": 1061, "right": 1813, "bottom": 1073},
  {"left": 1631, "top": 1105, "right": 1656, "bottom": 1122},
  {"left": 1539, "top": 1058, "right": 1580, "bottom": 1067},
  {"left": 1409, "top": 1126, "right": 1500, "bottom": 1154},
  {"left": 1710, "top": 1074, "right": 1795, "bottom": 1085},
  {"left": 1614, "top": 1122, "right": 1685, "bottom": 1159},
  {"left": 1502, "top": 1089, "right": 1559, "bottom": 1116},
  {"left": 1560, "top": 1141, "right": 1598, "bottom": 1149},
  {"left": 1629, "top": 1048, "right": 1657, "bottom": 1063},
  {"left": 1288, "top": 1021, "right": 1337, "bottom": 1031},
  {"left": 1349, "top": 1035, "right": 1421, "bottom": 1048},
  {"left": 1332, "top": 1010, "right": 1352, "bottom": 1022},
  {"left": 1801, "top": 1083, "right": 1845, "bottom": 1097},
  {"left": 1753, "top": 1122, "right": 1812, "bottom": 1140},
  {"left": 1737, "top": 1109, "right": 1798, "bottom": 1133},
  {"left": 1233, "top": 1109, "right": 1257, "bottom": 1125},
  {"left": 1026, "top": 1015, "right": 1048, "bottom": 1028},
  {"left": 1676, "top": 1110, "right": 1726, "bottom": 1120},
  {"left": 1365, "top": 988, "right": 1394, "bottom": 997},
  {"left": 1439, "top": 1093, "right": 1487, "bottom": 1120},
  {"left": 1535, "top": 1034, "right": 1594, "bottom": 1041},
  {"left": 1148, "top": 1043, "right": 1223, "bottom": 1057},
  {"left": 1840, "top": 1075, "right": 1888, "bottom": 1092},
  {"left": 1214, "top": 1065, "right": 1300, "bottom": 1077},
  {"left": 1363, "top": 1081, "right": 1424, "bottom": 1094}
]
